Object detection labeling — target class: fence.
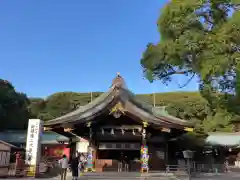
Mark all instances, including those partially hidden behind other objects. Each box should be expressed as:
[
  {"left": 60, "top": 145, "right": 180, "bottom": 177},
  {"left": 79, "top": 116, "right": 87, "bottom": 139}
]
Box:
[
  {"left": 166, "top": 163, "right": 227, "bottom": 179},
  {"left": 6, "top": 161, "right": 228, "bottom": 177}
]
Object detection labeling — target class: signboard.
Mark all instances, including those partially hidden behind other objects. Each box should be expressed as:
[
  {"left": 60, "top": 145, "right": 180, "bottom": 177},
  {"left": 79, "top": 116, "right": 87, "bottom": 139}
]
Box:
[
  {"left": 25, "top": 119, "right": 43, "bottom": 177},
  {"left": 156, "top": 150, "right": 165, "bottom": 160}
]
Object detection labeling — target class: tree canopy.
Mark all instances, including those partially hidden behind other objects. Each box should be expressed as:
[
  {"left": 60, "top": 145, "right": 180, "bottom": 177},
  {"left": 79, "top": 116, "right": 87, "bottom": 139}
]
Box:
[
  {"left": 141, "top": 0, "right": 240, "bottom": 115},
  {"left": 0, "top": 77, "right": 234, "bottom": 137},
  {"left": 29, "top": 92, "right": 102, "bottom": 120},
  {"left": 27, "top": 91, "right": 232, "bottom": 133},
  {"left": 0, "top": 79, "right": 29, "bottom": 130}
]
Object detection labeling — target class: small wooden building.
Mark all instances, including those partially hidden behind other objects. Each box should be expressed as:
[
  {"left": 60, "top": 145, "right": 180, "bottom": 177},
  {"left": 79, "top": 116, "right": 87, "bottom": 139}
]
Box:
[
  {"left": 44, "top": 74, "right": 194, "bottom": 172},
  {"left": 0, "top": 140, "right": 18, "bottom": 177}
]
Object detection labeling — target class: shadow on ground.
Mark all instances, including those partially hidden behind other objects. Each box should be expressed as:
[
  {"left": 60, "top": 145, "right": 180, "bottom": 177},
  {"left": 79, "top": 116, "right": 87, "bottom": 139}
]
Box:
[{"left": 37, "top": 166, "right": 62, "bottom": 178}]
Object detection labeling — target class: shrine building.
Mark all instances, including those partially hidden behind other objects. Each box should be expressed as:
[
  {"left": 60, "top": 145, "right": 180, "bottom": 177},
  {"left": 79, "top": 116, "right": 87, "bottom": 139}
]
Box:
[{"left": 43, "top": 73, "right": 194, "bottom": 172}]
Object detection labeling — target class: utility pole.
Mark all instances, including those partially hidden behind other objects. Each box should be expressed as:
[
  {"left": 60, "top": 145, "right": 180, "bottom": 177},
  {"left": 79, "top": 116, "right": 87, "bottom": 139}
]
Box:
[
  {"left": 90, "top": 92, "right": 93, "bottom": 103},
  {"left": 152, "top": 84, "right": 156, "bottom": 107},
  {"left": 153, "top": 92, "right": 156, "bottom": 107}
]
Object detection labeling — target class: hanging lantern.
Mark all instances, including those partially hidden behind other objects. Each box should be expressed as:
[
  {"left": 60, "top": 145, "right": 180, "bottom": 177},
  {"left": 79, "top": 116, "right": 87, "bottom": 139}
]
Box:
[
  {"left": 111, "top": 129, "right": 115, "bottom": 135},
  {"left": 142, "top": 129, "right": 146, "bottom": 139},
  {"left": 132, "top": 129, "right": 136, "bottom": 135},
  {"left": 138, "top": 127, "right": 142, "bottom": 132}
]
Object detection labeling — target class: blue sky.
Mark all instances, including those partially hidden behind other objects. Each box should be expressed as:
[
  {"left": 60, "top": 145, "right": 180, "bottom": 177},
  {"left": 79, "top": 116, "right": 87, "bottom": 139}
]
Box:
[{"left": 0, "top": 0, "right": 198, "bottom": 98}]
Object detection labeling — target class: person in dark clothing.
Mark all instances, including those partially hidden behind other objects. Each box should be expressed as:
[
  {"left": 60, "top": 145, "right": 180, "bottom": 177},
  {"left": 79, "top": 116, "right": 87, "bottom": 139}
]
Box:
[
  {"left": 71, "top": 155, "right": 79, "bottom": 180},
  {"left": 124, "top": 155, "right": 130, "bottom": 172},
  {"left": 118, "top": 152, "right": 124, "bottom": 172}
]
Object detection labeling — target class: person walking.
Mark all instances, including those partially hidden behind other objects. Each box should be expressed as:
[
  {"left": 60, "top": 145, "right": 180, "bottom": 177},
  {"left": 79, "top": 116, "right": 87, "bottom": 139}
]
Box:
[
  {"left": 59, "top": 155, "right": 69, "bottom": 180},
  {"left": 70, "top": 154, "right": 79, "bottom": 180}
]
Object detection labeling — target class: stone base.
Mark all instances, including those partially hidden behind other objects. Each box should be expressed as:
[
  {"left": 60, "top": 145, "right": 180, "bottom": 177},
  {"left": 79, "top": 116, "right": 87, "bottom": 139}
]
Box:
[
  {"left": 140, "top": 168, "right": 149, "bottom": 173},
  {"left": 84, "top": 168, "right": 95, "bottom": 172}
]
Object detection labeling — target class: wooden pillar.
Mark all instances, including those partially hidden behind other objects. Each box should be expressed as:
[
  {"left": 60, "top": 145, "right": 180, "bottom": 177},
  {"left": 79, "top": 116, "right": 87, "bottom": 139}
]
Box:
[
  {"left": 92, "top": 140, "right": 97, "bottom": 169},
  {"left": 165, "top": 142, "right": 169, "bottom": 166},
  {"left": 85, "top": 122, "right": 94, "bottom": 172},
  {"left": 140, "top": 121, "right": 149, "bottom": 173}
]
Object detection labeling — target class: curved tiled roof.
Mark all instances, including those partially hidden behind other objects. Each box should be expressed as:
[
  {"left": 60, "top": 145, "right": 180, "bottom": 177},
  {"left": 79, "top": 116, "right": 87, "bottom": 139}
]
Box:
[{"left": 44, "top": 74, "right": 193, "bottom": 128}]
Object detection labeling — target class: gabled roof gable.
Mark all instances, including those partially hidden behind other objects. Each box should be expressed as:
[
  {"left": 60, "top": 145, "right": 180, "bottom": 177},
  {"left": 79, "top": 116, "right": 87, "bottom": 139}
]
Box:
[{"left": 44, "top": 74, "right": 193, "bottom": 128}]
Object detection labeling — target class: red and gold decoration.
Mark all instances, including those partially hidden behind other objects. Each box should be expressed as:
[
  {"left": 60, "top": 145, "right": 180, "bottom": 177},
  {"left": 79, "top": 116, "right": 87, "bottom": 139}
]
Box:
[
  {"left": 141, "top": 121, "right": 149, "bottom": 173},
  {"left": 85, "top": 146, "right": 94, "bottom": 172},
  {"left": 109, "top": 102, "right": 125, "bottom": 118},
  {"left": 43, "top": 145, "right": 70, "bottom": 159},
  {"left": 140, "top": 145, "right": 149, "bottom": 172},
  {"left": 85, "top": 121, "right": 94, "bottom": 172}
]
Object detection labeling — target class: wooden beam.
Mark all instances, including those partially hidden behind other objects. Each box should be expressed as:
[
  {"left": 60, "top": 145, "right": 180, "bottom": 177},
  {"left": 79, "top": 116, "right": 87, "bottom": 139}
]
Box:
[
  {"left": 184, "top": 127, "right": 193, "bottom": 132},
  {"left": 64, "top": 128, "right": 74, "bottom": 132},
  {"left": 100, "top": 125, "right": 142, "bottom": 129},
  {"left": 161, "top": 128, "right": 171, "bottom": 133},
  {"left": 43, "top": 127, "right": 52, "bottom": 131}
]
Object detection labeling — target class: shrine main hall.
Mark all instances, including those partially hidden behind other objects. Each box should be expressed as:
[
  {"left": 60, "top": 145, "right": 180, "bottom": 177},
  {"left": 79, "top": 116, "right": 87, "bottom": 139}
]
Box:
[{"left": 44, "top": 74, "right": 194, "bottom": 172}]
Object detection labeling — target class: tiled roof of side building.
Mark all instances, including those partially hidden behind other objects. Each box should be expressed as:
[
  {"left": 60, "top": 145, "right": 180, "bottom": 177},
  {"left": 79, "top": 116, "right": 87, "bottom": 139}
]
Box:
[
  {"left": 206, "top": 132, "right": 240, "bottom": 147},
  {"left": 0, "top": 130, "right": 69, "bottom": 144}
]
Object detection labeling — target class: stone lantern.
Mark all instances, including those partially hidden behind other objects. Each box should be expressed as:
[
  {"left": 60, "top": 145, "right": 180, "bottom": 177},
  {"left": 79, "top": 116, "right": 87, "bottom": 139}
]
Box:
[{"left": 182, "top": 150, "right": 194, "bottom": 180}]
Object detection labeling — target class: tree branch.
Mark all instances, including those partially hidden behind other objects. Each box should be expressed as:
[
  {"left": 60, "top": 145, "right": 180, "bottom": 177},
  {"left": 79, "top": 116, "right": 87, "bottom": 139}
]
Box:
[
  {"left": 159, "top": 70, "right": 192, "bottom": 79},
  {"left": 178, "top": 73, "right": 196, "bottom": 88}
]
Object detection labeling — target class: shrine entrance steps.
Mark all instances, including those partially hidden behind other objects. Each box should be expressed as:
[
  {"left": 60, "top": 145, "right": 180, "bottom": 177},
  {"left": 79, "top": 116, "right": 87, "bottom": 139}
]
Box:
[{"left": 81, "top": 172, "right": 180, "bottom": 180}]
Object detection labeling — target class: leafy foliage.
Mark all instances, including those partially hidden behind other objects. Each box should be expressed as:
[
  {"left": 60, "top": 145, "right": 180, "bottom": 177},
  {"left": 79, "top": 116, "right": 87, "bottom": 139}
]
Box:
[
  {"left": 0, "top": 78, "right": 233, "bottom": 134},
  {"left": 141, "top": 0, "right": 240, "bottom": 99},
  {"left": 141, "top": 0, "right": 240, "bottom": 129},
  {"left": 28, "top": 91, "right": 233, "bottom": 133},
  {"left": 29, "top": 92, "right": 102, "bottom": 120},
  {"left": 0, "top": 79, "right": 29, "bottom": 130}
]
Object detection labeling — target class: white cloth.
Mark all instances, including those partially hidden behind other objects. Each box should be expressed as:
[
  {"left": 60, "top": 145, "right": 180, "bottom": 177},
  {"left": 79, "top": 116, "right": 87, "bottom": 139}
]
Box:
[{"left": 59, "top": 158, "right": 69, "bottom": 169}]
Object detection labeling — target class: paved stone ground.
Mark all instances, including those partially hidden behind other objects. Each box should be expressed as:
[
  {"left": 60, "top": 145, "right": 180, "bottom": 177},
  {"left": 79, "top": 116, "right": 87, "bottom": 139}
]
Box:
[{"left": 4, "top": 172, "right": 240, "bottom": 180}]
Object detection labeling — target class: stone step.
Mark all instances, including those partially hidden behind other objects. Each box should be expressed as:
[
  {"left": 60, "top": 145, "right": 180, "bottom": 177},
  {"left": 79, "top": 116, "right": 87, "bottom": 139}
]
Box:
[
  {"left": 81, "top": 173, "right": 179, "bottom": 180},
  {"left": 80, "top": 177, "right": 178, "bottom": 180}
]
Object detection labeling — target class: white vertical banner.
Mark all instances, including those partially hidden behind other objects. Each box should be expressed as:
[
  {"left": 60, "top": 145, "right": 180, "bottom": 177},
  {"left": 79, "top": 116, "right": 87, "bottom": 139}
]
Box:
[{"left": 25, "top": 119, "right": 43, "bottom": 177}]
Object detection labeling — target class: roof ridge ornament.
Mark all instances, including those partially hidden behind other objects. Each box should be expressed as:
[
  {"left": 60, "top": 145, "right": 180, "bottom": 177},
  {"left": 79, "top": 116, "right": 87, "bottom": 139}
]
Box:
[{"left": 111, "top": 72, "right": 127, "bottom": 89}]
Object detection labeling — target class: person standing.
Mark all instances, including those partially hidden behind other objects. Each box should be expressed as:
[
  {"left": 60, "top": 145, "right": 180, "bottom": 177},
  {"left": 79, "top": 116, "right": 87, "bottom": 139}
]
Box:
[
  {"left": 71, "top": 154, "right": 79, "bottom": 180},
  {"left": 59, "top": 155, "right": 68, "bottom": 180},
  {"left": 118, "top": 152, "right": 124, "bottom": 172},
  {"left": 124, "top": 155, "right": 129, "bottom": 172}
]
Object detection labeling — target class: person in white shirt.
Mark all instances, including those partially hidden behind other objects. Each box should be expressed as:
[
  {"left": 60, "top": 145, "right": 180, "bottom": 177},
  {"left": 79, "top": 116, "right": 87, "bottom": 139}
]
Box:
[{"left": 59, "top": 155, "right": 68, "bottom": 180}]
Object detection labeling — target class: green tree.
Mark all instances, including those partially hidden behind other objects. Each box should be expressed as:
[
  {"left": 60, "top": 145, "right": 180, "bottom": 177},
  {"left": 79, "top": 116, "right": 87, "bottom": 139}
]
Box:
[
  {"left": 141, "top": 0, "right": 240, "bottom": 123},
  {"left": 141, "top": 0, "right": 239, "bottom": 94},
  {"left": 0, "top": 79, "right": 29, "bottom": 130},
  {"left": 29, "top": 92, "right": 102, "bottom": 120}
]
